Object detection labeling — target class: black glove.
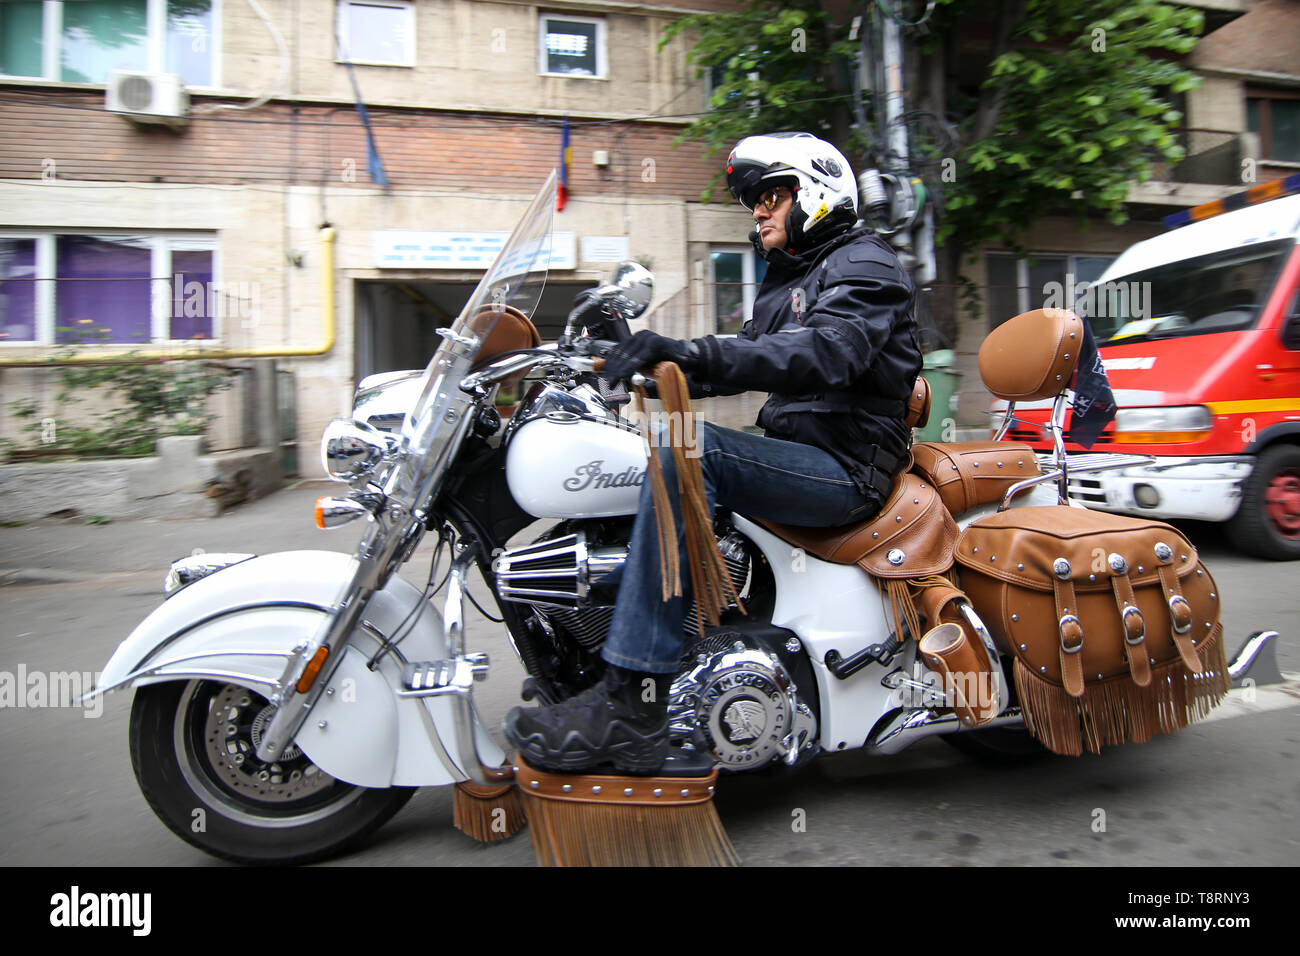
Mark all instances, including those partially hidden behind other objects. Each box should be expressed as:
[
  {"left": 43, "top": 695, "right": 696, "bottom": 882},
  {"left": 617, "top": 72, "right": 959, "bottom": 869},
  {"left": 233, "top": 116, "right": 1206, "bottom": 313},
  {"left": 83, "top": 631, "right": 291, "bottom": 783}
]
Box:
[{"left": 601, "top": 330, "right": 699, "bottom": 384}]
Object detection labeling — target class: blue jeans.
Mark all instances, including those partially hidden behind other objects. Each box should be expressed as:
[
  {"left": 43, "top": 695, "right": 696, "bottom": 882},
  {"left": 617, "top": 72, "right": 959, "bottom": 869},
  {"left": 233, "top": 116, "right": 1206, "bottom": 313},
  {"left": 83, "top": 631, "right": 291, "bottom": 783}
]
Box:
[{"left": 601, "top": 421, "right": 882, "bottom": 674}]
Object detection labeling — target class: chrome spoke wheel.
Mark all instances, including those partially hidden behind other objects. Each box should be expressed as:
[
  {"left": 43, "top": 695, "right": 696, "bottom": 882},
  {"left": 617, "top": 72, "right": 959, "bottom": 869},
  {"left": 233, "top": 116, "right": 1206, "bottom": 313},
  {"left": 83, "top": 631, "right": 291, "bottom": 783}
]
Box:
[{"left": 178, "top": 681, "right": 361, "bottom": 824}]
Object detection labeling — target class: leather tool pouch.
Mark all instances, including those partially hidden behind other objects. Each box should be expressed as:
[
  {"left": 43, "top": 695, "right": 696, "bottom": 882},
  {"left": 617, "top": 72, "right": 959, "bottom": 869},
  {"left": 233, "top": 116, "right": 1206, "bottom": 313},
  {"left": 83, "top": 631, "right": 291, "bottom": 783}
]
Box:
[
  {"left": 914, "top": 574, "right": 1001, "bottom": 728},
  {"left": 954, "top": 506, "right": 1228, "bottom": 755},
  {"left": 911, "top": 441, "right": 1040, "bottom": 516}
]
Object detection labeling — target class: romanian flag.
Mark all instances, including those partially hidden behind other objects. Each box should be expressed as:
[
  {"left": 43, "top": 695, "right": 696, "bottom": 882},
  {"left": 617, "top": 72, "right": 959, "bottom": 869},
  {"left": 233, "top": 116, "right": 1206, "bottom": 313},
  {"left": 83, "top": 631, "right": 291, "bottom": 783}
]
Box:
[{"left": 557, "top": 117, "right": 571, "bottom": 211}]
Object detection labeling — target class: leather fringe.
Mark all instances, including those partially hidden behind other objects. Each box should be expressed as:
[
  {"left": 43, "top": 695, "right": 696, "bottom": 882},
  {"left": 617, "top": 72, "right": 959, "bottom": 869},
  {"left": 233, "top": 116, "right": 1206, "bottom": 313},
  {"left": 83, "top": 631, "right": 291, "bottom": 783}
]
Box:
[
  {"left": 452, "top": 782, "right": 527, "bottom": 843},
  {"left": 1014, "top": 623, "right": 1230, "bottom": 756},
  {"left": 632, "top": 384, "right": 680, "bottom": 602},
  {"left": 519, "top": 791, "right": 739, "bottom": 867},
  {"left": 635, "top": 362, "right": 745, "bottom": 638},
  {"left": 885, "top": 578, "right": 923, "bottom": 644}
]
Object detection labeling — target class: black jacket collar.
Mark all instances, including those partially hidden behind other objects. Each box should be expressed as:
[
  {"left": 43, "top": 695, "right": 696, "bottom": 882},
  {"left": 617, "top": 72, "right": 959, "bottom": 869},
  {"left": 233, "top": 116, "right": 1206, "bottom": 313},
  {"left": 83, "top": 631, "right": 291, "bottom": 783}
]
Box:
[{"left": 757, "top": 224, "right": 869, "bottom": 274}]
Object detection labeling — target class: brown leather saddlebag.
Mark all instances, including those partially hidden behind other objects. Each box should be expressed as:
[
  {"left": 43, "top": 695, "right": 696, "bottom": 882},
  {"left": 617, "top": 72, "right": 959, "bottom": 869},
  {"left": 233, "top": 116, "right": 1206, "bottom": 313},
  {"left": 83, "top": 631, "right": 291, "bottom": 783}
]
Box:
[
  {"left": 911, "top": 442, "right": 1040, "bottom": 516},
  {"left": 954, "top": 506, "right": 1228, "bottom": 755}
]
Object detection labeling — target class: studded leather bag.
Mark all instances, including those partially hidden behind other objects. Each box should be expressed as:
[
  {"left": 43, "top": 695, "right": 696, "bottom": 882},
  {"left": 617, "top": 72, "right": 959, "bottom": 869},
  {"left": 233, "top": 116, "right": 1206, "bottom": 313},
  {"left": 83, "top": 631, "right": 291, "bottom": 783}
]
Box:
[
  {"left": 954, "top": 506, "right": 1228, "bottom": 755},
  {"left": 911, "top": 441, "right": 1040, "bottom": 515}
]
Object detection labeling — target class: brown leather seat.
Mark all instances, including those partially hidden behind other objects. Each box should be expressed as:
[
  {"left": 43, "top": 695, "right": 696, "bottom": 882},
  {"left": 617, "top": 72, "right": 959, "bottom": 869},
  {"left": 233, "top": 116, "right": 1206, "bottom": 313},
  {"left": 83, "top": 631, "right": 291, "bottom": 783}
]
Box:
[{"left": 755, "top": 469, "right": 956, "bottom": 579}]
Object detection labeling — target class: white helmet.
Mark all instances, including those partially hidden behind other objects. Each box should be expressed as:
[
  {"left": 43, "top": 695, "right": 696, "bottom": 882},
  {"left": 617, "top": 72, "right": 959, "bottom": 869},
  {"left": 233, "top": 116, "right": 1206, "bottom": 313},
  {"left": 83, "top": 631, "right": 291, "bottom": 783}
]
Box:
[{"left": 726, "top": 132, "right": 858, "bottom": 249}]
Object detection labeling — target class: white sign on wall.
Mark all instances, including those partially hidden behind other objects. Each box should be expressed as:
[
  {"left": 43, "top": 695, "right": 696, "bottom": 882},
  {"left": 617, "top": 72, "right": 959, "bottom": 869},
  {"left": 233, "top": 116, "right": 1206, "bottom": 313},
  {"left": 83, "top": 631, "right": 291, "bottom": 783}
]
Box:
[
  {"left": 581, "top": 235, "right": 629, "bottom": 263},
  {"left": 373, "top": 231, "right": 576, "bottom": 270}
]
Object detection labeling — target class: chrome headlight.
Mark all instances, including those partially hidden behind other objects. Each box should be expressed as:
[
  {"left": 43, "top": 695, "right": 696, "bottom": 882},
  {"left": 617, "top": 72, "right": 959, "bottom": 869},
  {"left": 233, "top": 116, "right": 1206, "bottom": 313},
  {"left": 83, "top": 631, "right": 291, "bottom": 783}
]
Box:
[
  {"left": 320, "top": 419, "right": 396, "bottom": 481},
  {"left": 164, "top": 553, "right": 256, "bottom": 597}
]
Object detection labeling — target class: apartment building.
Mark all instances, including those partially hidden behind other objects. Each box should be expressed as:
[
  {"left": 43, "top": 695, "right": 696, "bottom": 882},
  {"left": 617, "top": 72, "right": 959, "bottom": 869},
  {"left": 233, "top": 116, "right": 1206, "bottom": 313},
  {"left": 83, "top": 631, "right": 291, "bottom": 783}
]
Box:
[{"left": 0, "top": 0, "right": 763, "bottom": 459}]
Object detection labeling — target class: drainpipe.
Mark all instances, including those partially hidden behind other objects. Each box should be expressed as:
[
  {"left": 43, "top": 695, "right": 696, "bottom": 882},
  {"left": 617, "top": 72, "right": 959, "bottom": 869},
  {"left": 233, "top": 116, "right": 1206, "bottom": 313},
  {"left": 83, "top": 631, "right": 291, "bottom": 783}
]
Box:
[{"left": 0, "top": 226, "right": 338, "bottom": 367}]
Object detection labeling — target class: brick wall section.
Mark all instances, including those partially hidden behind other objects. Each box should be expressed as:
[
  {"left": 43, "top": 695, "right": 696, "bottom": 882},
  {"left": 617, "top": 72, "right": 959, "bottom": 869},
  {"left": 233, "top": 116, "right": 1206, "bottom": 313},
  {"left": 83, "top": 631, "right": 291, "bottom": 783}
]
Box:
[
  {"left": 1192, "top": 0, "right": 1300, "bottom": 74},
  {"left": 0, "top": 89, "right": 729, "bottom": 201}
]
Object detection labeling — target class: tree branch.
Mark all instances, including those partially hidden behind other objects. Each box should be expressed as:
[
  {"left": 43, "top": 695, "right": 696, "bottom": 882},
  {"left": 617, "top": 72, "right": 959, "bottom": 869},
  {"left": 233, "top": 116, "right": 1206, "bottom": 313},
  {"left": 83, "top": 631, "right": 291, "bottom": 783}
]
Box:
[{"left": 973, "top": 0, "right": 1026, "bottom": 141}]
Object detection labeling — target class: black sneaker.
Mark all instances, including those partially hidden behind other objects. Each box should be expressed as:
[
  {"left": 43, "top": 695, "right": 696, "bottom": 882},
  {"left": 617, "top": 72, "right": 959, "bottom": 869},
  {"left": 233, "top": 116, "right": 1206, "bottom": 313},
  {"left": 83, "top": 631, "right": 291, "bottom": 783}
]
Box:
[{"left": 503, "top": 666, "right": 671, "bottom": 774}]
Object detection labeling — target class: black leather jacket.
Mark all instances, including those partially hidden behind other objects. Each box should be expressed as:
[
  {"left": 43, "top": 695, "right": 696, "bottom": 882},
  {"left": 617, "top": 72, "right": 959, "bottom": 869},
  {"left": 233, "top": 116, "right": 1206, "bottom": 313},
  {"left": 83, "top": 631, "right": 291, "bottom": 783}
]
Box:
[{"left": 690, "top": 225, "right": 922, "bottom": 501}]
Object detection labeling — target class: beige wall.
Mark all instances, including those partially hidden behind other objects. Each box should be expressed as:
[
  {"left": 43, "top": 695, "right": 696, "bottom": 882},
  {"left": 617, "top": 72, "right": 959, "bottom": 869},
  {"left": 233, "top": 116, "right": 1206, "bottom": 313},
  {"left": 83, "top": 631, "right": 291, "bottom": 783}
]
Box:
[
  {"left": 1187, "top": 76, "right": 1247, "bottom": 134},
  {"left": 0, "top": 176, "right": 763, "bottom": 454},
  {"left": 222, "top": 0, "right": 704, "bottom": 119}
]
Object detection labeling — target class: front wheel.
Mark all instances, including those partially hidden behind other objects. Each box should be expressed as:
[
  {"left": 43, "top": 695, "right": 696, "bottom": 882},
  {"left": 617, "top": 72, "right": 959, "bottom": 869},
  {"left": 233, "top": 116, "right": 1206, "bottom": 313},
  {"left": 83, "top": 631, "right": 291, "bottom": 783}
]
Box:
[
  {"left": 129, "top": 680, "right": 414, "bottom": 865},
  {"left": 1226, "top": 444, "right": 1300, "bottom": 560}
]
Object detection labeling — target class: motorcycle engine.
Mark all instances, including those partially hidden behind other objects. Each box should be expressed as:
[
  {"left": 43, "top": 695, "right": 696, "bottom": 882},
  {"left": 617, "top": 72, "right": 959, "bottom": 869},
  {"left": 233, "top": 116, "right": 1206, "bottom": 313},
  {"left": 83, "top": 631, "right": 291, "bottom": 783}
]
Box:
[
  {"left": 668, "top": 631, "right": 817, "bottom": 770},
  {"left": 494, "top": 521, "right": 817, "bottom": 770},
  {"left": 493, "top": 524, "right": 753, "bottom": 650}
]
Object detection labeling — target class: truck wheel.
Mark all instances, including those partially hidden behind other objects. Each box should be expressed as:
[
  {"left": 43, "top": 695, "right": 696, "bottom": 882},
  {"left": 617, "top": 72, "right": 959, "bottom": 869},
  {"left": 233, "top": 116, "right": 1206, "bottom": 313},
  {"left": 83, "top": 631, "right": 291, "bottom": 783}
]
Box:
[{"left": 1227, "top": 444, "right": 1300, "bottom": 560}]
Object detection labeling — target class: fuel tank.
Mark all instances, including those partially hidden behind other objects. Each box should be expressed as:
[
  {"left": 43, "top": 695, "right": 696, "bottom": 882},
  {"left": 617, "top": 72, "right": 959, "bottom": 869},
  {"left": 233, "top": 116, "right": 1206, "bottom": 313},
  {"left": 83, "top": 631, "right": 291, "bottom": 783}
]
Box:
[{"left": 503, "top": 382, "right": 647, "bottom": 518}]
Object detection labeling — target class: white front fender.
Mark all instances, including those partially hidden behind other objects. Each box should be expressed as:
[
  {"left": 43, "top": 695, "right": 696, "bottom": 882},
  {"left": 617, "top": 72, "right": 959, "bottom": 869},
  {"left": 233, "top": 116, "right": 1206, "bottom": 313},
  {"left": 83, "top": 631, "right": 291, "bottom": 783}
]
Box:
[{"left": 93, "top": 550, "right": 504, "bottom": 788}]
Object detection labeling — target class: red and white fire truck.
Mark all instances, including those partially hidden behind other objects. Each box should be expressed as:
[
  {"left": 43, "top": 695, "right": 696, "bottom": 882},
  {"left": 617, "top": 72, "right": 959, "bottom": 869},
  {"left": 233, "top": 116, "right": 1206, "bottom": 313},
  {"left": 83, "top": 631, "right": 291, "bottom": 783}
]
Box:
[{"left": 995, "top": 176, "right": 1300, "bottom": 559}]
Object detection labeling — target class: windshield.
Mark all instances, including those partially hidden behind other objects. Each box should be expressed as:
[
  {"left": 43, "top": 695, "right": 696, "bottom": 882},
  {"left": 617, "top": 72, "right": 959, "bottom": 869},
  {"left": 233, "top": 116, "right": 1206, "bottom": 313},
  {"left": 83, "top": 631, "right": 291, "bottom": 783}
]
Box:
[
  {"left": 1091, "top": 239, "right": 1293, "bottom": 346},
  {"left": 385, "top": 171, "right": 557, "bottom": 510}
]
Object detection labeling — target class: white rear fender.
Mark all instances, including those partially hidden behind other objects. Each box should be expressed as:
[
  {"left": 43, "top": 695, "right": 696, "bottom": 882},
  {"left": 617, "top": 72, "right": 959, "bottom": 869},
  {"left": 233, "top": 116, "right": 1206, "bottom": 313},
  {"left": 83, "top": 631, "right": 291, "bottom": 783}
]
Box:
[{"left": 93, "top": 549, "right": 503, "bottom": 788}]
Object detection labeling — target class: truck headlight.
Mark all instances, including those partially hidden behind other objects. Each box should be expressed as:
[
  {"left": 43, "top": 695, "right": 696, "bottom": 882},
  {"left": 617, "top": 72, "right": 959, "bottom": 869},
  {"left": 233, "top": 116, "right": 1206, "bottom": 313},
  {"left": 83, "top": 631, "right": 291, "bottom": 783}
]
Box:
[{"left": 1112, "top": 405, "right": 1212, "bottom": 443}]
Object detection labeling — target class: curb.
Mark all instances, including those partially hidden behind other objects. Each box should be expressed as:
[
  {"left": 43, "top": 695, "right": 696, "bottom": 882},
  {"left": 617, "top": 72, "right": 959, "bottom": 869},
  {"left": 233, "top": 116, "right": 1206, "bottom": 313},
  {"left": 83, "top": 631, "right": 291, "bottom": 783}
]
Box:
[{"left": 0, "top": 567, "right": 160, "bottom": 587}]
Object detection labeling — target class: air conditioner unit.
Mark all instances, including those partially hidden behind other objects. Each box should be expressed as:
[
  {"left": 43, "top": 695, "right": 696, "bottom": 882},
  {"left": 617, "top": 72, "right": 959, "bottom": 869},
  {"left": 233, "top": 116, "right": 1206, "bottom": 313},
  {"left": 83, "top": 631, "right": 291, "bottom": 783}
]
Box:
[{"left": 106, "top": 71, "right": 189, "bottom": 126}]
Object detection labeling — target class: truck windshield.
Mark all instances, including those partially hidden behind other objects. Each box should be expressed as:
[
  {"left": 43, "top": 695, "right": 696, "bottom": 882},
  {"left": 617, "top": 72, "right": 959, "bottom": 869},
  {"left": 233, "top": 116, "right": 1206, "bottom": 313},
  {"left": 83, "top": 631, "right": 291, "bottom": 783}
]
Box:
[{"left": 1091, "top": 238, "right": 1293, "bottom": 346}]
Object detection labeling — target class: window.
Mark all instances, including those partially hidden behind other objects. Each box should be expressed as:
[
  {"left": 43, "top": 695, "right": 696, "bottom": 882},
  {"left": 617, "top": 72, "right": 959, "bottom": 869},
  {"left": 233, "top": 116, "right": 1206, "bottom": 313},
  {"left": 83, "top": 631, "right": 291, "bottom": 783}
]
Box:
[
  {"left": 1247, "top": 89, "right": 1300, "bottom": 163},
  {"left": 337, "top": 0, "right": 414, "bottom": 67},
  {"left": 0, "top": 0, "right": 217, "bottom": 87},
  {"left": 0, "top": 239, "right": 38, "bottom": 343},
  {"left": 0, "top": 233, "right": 220, "bottom": 346},
  {"left": 984, "top": 252, "right": 1115, "bottom": 332},
  {"left": 710, "top": 247, "right": 767, "bottom": 335},
  {"left": 539, "top": 15, "right": 605, "bottom": 78}
]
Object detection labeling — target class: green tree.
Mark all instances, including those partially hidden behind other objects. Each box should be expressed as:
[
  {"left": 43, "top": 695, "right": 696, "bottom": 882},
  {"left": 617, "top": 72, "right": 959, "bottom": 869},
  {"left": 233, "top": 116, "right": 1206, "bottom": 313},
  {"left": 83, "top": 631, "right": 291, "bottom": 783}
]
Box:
[
  {"left": 662, "top": 0, "right": 1204, "bottom": 346},
  {"left": 661, "top": 0, "right": 860, "bottom": 180}
]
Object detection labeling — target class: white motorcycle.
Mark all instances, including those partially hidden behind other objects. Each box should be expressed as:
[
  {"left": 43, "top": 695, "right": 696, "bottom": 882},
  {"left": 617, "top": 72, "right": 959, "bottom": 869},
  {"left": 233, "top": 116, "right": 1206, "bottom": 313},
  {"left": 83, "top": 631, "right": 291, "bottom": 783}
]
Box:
[{"left": 89, "top": 172, "right": 1278, "bottom": 864}]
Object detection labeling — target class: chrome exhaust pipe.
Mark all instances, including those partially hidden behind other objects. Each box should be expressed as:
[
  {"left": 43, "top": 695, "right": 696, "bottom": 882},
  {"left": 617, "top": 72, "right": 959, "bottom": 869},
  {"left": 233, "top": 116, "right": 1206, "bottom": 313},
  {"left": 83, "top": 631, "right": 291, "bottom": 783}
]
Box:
[
  {"left": 1228, "top": 630, "right": 1282, "bottom": 686},
  {"left": 865, "top": 706, "right": 1027, "bottom": 756}
]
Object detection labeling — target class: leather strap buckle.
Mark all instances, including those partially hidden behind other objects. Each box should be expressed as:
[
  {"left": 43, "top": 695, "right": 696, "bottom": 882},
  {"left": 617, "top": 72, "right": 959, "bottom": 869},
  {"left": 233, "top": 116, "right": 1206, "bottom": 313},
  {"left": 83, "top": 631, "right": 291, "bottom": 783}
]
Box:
[
  {"left": 1121, "top": 605, "right": 1146, "bottom": 645},
  {"left": 1168, "top": 594, "right": 1193, "bottom": 634},
  {"left": 1059, "top": 614, "right": 1083, "bottom": 653}
]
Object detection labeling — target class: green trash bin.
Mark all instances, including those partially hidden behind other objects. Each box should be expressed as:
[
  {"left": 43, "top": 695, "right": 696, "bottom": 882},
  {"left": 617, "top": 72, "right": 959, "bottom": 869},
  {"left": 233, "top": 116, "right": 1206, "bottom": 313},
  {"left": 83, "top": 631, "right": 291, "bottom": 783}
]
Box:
[{"left": 915, "top": 349, "right": 957, "bottom": 442}]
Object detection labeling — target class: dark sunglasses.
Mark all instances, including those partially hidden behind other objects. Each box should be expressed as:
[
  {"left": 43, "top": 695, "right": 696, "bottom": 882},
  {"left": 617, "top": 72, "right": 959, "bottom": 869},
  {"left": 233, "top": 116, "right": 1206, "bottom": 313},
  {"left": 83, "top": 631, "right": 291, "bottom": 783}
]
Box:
[{"left": 756, "top": 186, "right": 793, "bottom": 211}]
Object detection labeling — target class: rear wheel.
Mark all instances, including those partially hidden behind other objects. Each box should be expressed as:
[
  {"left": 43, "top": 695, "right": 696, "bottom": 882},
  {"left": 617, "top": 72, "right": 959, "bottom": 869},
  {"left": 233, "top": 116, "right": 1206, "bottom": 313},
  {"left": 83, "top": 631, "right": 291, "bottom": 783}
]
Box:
[
  {"left": 941, "top": 726, "right": 1048, "bottom": 763},
  {"left": 129, "top": 680, "right": 414, "bottom": 864},
  {"left": 1226, "top": 444, "right": 1300, "bottom": 560}
]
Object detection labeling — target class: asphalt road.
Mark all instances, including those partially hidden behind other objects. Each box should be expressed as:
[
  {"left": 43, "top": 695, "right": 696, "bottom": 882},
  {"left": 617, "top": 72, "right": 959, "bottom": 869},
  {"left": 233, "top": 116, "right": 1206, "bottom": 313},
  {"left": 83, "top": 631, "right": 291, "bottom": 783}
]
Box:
[{"left": 1, "top": 484, "right": 1296, "bottom": 867}]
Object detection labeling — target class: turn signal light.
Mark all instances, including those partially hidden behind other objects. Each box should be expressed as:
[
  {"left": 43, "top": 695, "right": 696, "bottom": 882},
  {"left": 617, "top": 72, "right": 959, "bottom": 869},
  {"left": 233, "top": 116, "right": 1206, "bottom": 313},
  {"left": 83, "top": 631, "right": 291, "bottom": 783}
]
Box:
[
  {"left": 315, "top": 496, "right": 369, "bottom": 529},
  {"left": 296, "top": 646, "right": 330, "bottom": 693}
]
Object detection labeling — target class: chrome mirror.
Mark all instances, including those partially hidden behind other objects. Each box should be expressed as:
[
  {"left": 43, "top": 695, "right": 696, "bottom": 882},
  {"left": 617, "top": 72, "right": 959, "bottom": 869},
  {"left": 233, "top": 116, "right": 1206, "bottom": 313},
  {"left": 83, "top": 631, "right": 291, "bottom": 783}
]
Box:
[{"left": 594, "top": 260, "right": 653, "bottom": 322}]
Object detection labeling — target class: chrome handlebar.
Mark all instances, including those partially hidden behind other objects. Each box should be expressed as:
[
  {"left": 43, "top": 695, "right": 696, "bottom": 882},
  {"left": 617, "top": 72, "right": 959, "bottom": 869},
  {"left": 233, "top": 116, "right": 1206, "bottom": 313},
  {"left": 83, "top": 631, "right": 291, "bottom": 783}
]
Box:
[{"left": 460, "top": 349, "right": 646, "bottom": 393}]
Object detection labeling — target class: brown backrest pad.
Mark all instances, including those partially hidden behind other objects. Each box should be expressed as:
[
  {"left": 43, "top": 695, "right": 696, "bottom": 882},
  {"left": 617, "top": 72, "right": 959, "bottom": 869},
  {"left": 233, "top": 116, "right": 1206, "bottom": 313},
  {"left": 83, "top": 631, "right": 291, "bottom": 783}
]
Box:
[
  {"left": 755, "top": 471, "right": 956, "bottom": 579},
  {"left": 470, "top": 304, "right": 542, "bottom": 369},
  {"left": 978, "top": 308, "right": 1083, "bottom": 401}
]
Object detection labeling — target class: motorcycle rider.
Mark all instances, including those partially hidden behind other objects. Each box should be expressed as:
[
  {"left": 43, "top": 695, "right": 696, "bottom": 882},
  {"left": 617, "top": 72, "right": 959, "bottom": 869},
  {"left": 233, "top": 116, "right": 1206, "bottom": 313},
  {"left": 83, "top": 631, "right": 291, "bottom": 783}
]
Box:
[{"left": 504, "top": 132, "right": 923, "bottom": 773}]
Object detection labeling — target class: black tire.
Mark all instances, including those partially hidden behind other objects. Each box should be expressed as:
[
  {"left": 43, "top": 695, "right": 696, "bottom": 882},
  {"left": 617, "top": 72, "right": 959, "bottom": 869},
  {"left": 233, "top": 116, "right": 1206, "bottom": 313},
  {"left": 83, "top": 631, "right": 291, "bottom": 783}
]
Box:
[
  {"left": 940, "top": 726, "right": 1049, "bottom": 763},
  {"left": 1226, "top": 444, "right": 1300, "bottom": 560},
  {"left": 129, "top": 680, "right": 414, "bottom": 865}
]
